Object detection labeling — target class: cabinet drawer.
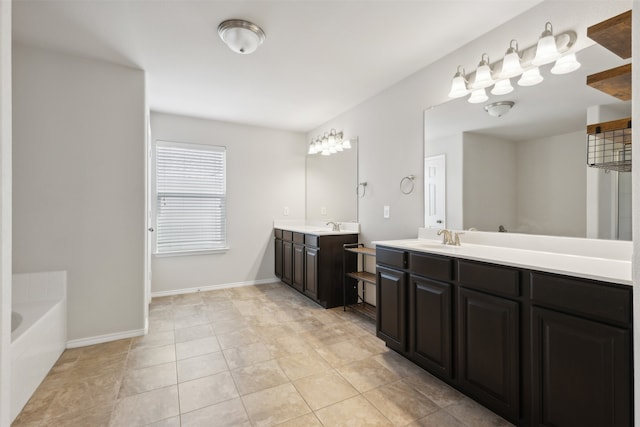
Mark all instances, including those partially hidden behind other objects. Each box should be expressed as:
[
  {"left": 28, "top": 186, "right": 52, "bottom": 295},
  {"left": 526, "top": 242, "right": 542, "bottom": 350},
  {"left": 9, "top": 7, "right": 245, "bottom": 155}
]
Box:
[
  {"left": 293, "top": 232, "right": 305, "bottom": 244},
  {"left": 282, "top": 231, "right": 293, "bottom": 241},
  {"left": 377, "top": 247, "right": 407, "bottom": 270},
  {"left": 274, "top": 229, "right": 283, "bottom": 239},
  {"left": 458, "top": 260, "right": 520, "bottom": 298},
  {"left": 410, "top": 252, "right": 453, "bottom": 282},
  {"left": 305, "top": 234, "right": 319, "bottom": 248},
  {"left": 530, "top": 272, "right": 631, "bottom": 325}
]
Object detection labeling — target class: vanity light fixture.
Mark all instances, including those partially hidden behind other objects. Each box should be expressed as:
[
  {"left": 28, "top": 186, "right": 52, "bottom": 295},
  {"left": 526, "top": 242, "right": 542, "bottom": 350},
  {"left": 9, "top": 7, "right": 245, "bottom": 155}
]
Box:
[
  {"left": 471, "top": 54, "right": 494, "bottom": 89},
  {"left": 446, "top": 22, "right": 579, "bottom": 104},
  {"left": 532, "top": 22, "right": 561, "bottom": 66},
  {"left": 499, "top": 40, "right": 524, "bottom": 78},
  {"left": 308, "top": 129, "right": 351, "bottom": 156},
  {"left": 518, "top": 66, "right": 544, "bottom": 86},
  {"left": 491, "top": 79, "right": 514, "bottom": 95},
  {"left": 218, "top": 19, "right": 266, "bottom": 54},
  {"left": 447, "top": 66, "right": 470, "bottom": 98},
  {"left": 468, "top": 88, "right": 489, "bottom": 104},
  {"left": 484, "top": 101, "right": 514, "bottom": 118},
  {"left": 550, "top": 52, "right": 581, "bottom": 74}
]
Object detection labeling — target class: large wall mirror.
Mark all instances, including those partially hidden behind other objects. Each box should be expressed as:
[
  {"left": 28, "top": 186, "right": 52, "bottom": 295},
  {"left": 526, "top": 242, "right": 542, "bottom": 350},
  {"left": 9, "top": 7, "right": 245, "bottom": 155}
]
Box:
[
  {"left": 306, "top": 140, "right": 358, "bottom": 223},
  {"left": 424, "top": 44, "right": 631, "bottom": 240}
]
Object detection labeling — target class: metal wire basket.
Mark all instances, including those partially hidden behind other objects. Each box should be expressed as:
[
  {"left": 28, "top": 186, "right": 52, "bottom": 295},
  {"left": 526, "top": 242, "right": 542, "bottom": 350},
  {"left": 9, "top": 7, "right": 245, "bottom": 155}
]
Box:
[{"left": 587, "top": 118, "right": 632, "bottom": 172}]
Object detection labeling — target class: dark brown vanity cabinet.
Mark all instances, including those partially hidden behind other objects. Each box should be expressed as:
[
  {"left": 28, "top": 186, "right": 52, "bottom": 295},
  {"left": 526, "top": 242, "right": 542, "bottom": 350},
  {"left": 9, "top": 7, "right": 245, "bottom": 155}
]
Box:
[
  {"left": 376, "top": 265, "right": 408, "bottom": 353},
  {"left": 274, "top": 229, "right": 356, "bottom": 308},
  {"left": 457, "top": 261, "right": 521, "bottom": 421},
  {"left": 410, "top": 275, "right": 452, "bottom": 378},
  {"left": 530, "top": 273, "right": 632, "bottom": 427},
  {"left": 375, "top": 245, "right": 633, "bottom": 427}
]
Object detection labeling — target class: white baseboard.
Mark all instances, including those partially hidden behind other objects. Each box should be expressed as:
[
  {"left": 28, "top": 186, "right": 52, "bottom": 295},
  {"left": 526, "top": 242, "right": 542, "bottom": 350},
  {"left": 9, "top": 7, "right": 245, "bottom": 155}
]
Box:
[
  {"left": 150, "top": 277, "right": 279, "bottom": 298},
  {"left": 66, "top": 328, "right": 146, "bottom": 349}
]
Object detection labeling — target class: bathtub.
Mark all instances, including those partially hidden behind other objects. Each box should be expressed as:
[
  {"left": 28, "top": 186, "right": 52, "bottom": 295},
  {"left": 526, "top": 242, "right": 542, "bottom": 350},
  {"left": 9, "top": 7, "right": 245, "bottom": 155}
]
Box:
[{"left": 11, "top": 271, "right": 67, "bottom": 423}]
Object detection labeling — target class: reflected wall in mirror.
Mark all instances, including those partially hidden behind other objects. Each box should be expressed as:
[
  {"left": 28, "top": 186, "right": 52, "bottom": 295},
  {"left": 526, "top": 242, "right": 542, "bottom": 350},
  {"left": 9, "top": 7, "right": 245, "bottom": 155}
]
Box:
[
  {"left": 306, "top": 141, "right": 358, "bottom": 222},
  {"left": 424, "top": 44, "right": 631, "bottom": 240}
]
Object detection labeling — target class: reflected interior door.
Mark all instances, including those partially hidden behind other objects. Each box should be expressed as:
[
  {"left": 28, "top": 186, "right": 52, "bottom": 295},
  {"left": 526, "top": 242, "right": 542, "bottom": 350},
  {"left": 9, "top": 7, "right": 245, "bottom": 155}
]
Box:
[{"left": 425, "top": 154, "right": 446, "bottom": 229}]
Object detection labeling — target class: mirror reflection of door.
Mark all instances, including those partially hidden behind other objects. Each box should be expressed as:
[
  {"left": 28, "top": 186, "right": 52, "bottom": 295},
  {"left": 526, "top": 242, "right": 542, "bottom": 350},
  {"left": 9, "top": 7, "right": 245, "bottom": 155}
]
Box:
[{"left": 425, "top": 154, "right": 446, "bottom": 229}]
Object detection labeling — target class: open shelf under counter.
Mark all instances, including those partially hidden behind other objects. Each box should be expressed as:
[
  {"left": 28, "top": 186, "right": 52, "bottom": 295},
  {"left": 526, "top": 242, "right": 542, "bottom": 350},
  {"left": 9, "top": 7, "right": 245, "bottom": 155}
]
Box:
[{"left": 343, "top": 243, "right": 377, "bottom": 320}]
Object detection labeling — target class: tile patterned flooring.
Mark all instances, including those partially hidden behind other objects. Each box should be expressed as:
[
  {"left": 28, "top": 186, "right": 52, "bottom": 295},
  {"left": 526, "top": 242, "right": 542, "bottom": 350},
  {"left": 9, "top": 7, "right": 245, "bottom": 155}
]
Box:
[{"left": 13, "top": 282, "right": 514, "bottom": 427}]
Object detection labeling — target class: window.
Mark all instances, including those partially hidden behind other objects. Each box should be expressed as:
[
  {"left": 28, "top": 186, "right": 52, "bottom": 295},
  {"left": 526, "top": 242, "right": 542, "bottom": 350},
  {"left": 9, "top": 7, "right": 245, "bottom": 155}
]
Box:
[{"left": 155, "top": 140, "right": 227, "bottom": 254}]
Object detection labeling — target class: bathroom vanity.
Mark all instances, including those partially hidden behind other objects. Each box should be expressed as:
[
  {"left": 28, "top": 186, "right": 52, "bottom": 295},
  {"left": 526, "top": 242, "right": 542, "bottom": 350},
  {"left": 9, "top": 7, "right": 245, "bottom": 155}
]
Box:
[
  {"left": 274, "top": 225, "right": 358, "bottom": 308},
  {"left": 375, "top": 236, "right": 632, "bottom": 427}
]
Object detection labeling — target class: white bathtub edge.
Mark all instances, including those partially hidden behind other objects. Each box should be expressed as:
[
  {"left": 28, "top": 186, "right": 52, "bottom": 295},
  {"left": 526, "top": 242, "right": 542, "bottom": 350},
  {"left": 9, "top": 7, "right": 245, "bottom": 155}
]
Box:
[{"left": 66, "top": 327, "right": 145, "bottom": 349}]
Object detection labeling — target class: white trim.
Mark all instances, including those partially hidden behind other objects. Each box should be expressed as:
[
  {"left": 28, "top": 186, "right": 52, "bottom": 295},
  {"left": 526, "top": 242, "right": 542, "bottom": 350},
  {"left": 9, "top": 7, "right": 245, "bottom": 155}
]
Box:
[
  {"left": 66, "top": 328, "right": 145, "bottom": 349},
  {"left": 153, "top": 247, "right": 229, "bottom": 257},
  {"left": 151, "top": 277, "right": 279, "bottom": 298}
]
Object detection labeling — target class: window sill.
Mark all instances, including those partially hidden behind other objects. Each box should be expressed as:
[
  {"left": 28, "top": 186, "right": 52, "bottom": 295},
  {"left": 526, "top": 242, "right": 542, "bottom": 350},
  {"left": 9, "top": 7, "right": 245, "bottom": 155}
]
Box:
[{"left": 153, "top": 247, "right": 229, "bottom": 257}]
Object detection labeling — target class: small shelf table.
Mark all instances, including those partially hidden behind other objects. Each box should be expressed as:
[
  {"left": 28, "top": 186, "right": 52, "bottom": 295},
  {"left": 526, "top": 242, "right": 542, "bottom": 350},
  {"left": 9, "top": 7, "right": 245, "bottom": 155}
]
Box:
[{"left": 343, "top": 243, "right": 376, "bottom": 320}]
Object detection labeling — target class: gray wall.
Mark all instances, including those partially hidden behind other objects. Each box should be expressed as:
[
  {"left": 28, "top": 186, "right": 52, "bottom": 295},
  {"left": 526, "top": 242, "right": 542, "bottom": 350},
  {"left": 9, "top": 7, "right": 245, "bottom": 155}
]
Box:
[
  {"left": 149, "top": 112, "right": 306, "bottom": 294},
  {"left": 12, "top": 45, "right": 146, "bottom": 342}
]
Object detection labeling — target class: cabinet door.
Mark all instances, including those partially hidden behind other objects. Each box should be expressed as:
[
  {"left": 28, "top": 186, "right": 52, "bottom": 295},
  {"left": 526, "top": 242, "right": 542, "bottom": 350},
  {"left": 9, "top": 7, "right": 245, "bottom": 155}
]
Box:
[
  {"left": 376, "top": 265, "right": 407, "bottom": 353},
  {"left": 410, "top": 276, "right": 452, "bottom": 379},
  {"left": 304, "top": 247, "right": 318, "bottom": 300},
  {"left": 532, "top": 307, "right": 631, "bottom": 427},
  {"left": 458, "top": 288, "right": 519, "bottom": 422},
  {"left": 274, "top": 238, "right": 283, "bottom": 278},
  {"left": 282, "top": 240, "right": 293, "bottom": 285},
  {"left": 292, "top": 244, "right": 304, "bottom": 292}
]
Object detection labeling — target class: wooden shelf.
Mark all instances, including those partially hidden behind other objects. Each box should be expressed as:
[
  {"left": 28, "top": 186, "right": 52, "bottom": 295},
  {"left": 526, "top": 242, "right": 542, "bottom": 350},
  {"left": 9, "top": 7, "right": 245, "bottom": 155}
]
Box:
[
  {"left": 587, "top": 63, "right": 632, "bottom": 101},
  {"left": 587, "top": 117, "right": 632, "bottom": 135},
  {"left": 347, "top": 271, "right": 376, "bottom": 285},
  {"left": 587, "top": 10, "right": 632, "bottom": 59},
  {"left": 345, "top": 246, "right": 376, "bottom": 256}
]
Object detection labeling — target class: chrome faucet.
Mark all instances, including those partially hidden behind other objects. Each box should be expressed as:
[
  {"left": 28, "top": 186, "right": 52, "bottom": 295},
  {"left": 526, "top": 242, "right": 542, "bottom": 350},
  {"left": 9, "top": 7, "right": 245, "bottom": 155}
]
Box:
[
  {"left": 437, "top": 229, "right": 463, "bottom": 246},
  {"left": 326, "top": 221, "right": 340, "bottom": 231}
]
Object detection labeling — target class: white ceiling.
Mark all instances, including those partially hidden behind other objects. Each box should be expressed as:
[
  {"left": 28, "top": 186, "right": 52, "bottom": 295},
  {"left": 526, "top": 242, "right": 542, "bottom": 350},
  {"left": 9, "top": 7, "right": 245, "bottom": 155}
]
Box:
[{"left": 12, "top": 0, "right": 542, "bottom": 132}]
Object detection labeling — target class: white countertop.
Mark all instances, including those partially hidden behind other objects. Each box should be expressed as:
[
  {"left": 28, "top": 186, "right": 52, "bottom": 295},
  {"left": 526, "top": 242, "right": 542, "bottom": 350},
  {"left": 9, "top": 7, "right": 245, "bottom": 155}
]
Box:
[
  {"left": 273, "top": 220, "right": 360, "bottom": 236},
  {"left": 373, "top": 238, "right": 632, "bottom": 286}
]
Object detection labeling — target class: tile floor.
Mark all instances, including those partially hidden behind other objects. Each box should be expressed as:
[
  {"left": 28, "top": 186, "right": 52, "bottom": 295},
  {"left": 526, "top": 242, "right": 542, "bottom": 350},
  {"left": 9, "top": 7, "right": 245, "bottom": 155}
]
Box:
[{"left": 12, "top": 282, "right": 514, "bottom": 427}]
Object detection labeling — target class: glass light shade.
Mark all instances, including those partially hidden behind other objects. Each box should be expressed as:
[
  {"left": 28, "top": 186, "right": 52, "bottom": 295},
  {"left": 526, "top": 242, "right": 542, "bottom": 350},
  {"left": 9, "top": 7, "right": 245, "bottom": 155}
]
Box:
[
  {"left": 448, "top": 73, "right": 470, "bottom": 98},
  {"left": 472, "top": 58, "right": 494, "bottom": 89},
  {"left": 321, "top": 135, "right": 328, "bottom": 149},
  {"left": 468, "top": 88, "right": 488, "bottom": 104},
  {"left": 500, "top": 51, "right": 524, "bottom": 78},
  {"left": 491, "top": 79, "right": 514, "bottom": 95},
  {"left": 329, "top": 146, "right": 337, "bottom": 154},
  {"left": 532, "top": 23, "right": 560, "bottom": 66},
  {"left": 335, "top": 142, "right": 344, "bottom": 152},
  {"left": 308, "top": 142, "right": 317, "bottom": 155},
  {"left": 550, "top": 53, "right": 581, "bottom": 75},
  {"left": 218, "top": 20, "right": 266, "bottom": 55},
  {"left": 321, "top": 148, "right": 330, "bottom": 156},
  {"left": 518, "top": 67, "right": 544, "bottom": 86},
  {"left": 342, "top": 138, "right": 352, "bottom": 149},
  {"left": 328, "top": 130, "right": 336, "bottom": 146}
]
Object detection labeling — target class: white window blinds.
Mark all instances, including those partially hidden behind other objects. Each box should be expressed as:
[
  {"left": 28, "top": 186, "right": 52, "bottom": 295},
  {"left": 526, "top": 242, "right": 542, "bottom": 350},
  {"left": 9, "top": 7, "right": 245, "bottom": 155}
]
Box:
[{"left": 155, "top": 141, "right": 227, "bottom": 254}]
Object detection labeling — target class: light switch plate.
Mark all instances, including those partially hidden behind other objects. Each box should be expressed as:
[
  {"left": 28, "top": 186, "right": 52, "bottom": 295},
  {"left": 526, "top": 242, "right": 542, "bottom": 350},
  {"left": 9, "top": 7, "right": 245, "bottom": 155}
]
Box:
[
  {"left": 383, "top": 205, "right": 390, "bottom": 218},
  {"left": 283, "top": 207, "right": 289, "bottom": 216},
  {"left": 321, "top": 207, "right": 327, "bottom": 215}
]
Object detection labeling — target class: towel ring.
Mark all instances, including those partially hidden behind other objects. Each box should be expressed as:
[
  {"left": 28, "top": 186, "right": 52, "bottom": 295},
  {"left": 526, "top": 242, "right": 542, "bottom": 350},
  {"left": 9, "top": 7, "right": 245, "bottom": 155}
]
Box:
[
  {"left": 400, "top": 175, "right": 415, "bottom": 195},
  {"left": 357, "top": 182, "right": 367, "bottom": 198}
]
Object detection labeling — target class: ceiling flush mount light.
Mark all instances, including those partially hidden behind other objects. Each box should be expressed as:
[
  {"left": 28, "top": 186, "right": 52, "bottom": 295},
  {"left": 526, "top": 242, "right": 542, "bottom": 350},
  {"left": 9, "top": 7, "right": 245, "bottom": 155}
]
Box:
[
  {"left": 218, "top": 19, "right": 266, "bottom": 54},
  {"left": 446, "top": 21, "right": 578, "bottom": 104},
  {"left": 308, "top": 129, "right": 351, "bottom": 156},
  {"left": 484, "top": 101, "right": 515, "bottom": 118},
  {"left": 532, "top": 22, "right": 561, "bottom": 66}
]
